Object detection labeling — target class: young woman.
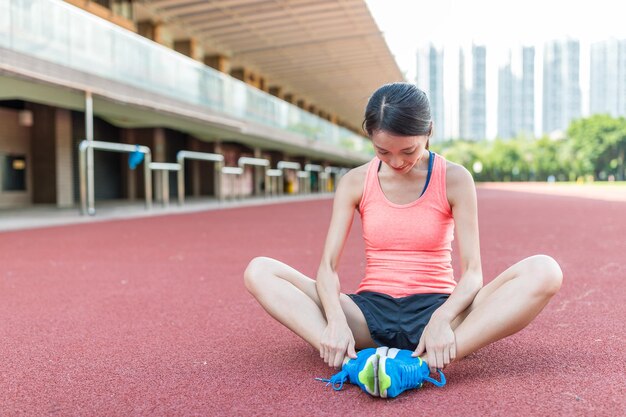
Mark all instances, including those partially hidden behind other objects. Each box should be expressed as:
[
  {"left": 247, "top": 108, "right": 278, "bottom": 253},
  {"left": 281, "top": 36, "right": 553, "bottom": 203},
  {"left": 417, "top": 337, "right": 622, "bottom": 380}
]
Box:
[{"left": 244, "top": 82, "right": 562, "bottom": 396}]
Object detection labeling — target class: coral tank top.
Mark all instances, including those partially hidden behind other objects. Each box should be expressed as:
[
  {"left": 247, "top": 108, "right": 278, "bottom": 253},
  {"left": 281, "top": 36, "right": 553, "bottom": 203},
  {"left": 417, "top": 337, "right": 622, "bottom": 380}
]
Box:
[{"left": 356, "top": 152, "right": 456, "bottom": 297}]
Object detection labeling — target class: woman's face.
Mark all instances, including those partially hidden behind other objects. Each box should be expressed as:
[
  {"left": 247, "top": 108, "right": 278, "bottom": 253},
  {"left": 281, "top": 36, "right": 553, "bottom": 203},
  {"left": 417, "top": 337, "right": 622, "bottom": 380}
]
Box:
[{"left": 371, "top": 130, "right": 429, "bottom": 174}]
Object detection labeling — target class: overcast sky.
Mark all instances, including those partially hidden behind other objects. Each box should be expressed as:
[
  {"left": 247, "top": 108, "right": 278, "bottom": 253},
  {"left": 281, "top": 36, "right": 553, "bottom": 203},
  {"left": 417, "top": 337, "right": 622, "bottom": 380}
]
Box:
[{"left": 364, "top": 0, "right": 626, "bottom": 138}]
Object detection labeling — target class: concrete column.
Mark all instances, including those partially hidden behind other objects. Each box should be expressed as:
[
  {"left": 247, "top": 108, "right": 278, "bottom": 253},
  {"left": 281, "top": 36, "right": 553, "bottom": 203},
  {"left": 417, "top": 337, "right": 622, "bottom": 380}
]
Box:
[
  {"left": 269, "top": 86, "right": 283, "bottom": 98},
  {"left": 153, "top": 128, "right": 166, "bottom": 162},
  {"left": 204, "top": 54, "right": 231, "bottom": 73},
  {"left": 174, "top": 38, "right": 200, "bottom": 61},
  {"left": 248, "top": 73, "right": 259, "bottom": 89},
  {"left": 231, "top": 68, "right": 247, "bottom": 82},
  {"left": 55, "top": 109, "right": 74, "bottom": 207},
  {"left": 190, "top": 137, "right": 201, "bottom": 197},
  {"left": 303, "top": 157, "right": 311, "bottom": 194},
  {"left": 231, "top": 67, "right": 264, "bottom": 89},
  {"left": 122, "top": 129, "right": 137, "bottom": 201},
  {"left": 214, "top": 141, "right": 222, "bottom": 200},
  {"left": 30, "top": 104, "right": 56, "bottom": 204},
  {"left": 153, "top": 128, "right": 166, "bottom": 203},
  {"left": 259, "top": 76, "right": 269, "bottom": 92},
  {"left": 138, "top": 20, "right": 164, "bottom": 44},
  {"left": 253, "top": 147, "right": 263, "bottom": 196},
  {"left": 321, "top": 163, "right": 329, "bottom": 193}
]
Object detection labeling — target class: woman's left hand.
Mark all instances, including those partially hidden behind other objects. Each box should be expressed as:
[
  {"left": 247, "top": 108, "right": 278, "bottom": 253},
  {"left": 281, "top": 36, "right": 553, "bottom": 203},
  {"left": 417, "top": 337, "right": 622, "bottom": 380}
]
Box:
[{"left": 412, "top": 317, "right": 456, "bottom": 373}]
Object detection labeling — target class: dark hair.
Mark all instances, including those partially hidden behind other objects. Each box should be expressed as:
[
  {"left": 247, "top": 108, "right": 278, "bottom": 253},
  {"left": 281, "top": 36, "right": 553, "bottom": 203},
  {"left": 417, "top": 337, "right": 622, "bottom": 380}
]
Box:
[{"left": 362, "top": 82, "right": 432, "bottom": 138}]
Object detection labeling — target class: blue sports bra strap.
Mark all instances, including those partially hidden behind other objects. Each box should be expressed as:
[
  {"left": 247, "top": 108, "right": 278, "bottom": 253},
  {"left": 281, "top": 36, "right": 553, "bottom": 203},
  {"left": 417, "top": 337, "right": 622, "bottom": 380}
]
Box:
[{"left": 419, "top": 151, "right": 434, "bottom": 197}]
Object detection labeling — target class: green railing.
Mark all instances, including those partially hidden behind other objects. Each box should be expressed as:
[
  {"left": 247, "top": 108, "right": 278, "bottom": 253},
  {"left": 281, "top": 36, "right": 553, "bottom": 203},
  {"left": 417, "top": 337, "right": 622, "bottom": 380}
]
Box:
[{"left": 0, "top": 0, "right": 373, "bottom": 155}]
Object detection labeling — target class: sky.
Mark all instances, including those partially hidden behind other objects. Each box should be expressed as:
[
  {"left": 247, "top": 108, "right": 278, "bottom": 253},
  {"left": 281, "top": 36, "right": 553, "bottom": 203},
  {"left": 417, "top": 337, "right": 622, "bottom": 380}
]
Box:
[{"left": 364, "top": 0, "right": 626, "bottom": 138}]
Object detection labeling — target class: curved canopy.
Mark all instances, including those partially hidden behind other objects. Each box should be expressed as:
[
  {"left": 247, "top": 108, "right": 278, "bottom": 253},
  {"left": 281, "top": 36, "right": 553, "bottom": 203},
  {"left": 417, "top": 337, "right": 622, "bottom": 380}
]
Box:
[{"left": 139, "top": 0, "right": 404, "bottom": 128}]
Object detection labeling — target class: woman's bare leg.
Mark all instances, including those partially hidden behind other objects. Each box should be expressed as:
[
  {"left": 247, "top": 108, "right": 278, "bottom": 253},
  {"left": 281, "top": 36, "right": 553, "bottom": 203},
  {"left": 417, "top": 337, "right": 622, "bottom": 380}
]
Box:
[
  {"left": 243, "top": 256, "right": 376, "bottom": 352},
  {"left": 450, "top": 254, "right": 563, "bottom": 359}
]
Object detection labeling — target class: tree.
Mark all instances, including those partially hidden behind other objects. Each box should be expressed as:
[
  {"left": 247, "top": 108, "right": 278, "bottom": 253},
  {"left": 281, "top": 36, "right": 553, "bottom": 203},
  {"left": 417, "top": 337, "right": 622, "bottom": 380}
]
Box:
[
  {"left": 567, "top": 114, "right": 626, "bottom": 180},
  {"left": 431, "top": 114, "right": 626, "bottom": 182}
]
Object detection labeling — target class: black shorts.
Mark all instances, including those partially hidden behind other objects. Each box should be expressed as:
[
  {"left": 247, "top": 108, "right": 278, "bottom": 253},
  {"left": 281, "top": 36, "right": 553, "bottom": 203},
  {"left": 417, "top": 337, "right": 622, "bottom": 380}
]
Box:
[{"left": 348, "top": 291, "right": 450, "bottom": 350}]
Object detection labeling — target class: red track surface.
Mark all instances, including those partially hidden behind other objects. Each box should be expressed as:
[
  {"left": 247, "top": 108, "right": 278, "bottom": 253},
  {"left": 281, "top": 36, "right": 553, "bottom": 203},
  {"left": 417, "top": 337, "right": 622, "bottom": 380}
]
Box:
[{"left": 1, "top": 189, "right": 624, "bottom": 416}]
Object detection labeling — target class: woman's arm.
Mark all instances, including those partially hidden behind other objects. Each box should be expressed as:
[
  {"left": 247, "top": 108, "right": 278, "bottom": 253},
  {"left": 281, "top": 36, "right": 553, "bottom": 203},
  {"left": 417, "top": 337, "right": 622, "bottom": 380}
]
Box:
[
  {"left": 414, "top": 163, "right": 483, "bottom": 371},
  {"left": 434, "top": 163, "right": 483, "bottom": 321},
  {"left": 316, "top": 168, "right": 363, "bottom": 368}
]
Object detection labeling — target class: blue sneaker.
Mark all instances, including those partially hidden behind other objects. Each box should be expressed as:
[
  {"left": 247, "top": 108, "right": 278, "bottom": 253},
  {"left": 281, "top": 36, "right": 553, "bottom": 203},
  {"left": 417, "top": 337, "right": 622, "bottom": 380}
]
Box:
[
  {"left": 378, "top": 348, "right": 446, "bottom": 398},
  {"left": 316, "top": 347, "right": 388, "bottom": 396}
]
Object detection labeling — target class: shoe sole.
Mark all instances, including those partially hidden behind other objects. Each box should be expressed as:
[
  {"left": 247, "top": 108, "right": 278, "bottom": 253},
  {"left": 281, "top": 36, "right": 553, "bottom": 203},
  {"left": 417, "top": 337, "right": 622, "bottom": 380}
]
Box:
[
  {"left": 379, "top": 355, "right": 426, "bottom": 398},
  {"left": 357, "top": 353, "right": 379, "bottom": 396},
  {"left": 378, "top": 356, "right": 391, "bottom": 398}
]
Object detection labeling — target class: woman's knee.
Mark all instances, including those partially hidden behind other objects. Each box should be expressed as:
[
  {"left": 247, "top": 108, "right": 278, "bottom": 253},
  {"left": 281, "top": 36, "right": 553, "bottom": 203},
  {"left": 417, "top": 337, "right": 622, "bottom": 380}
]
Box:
[
  {"left": 524, "top": 254, "right": 563, "bottom": 296},
  {"left": 243, "top": 256, "right": 275, "bottom": 293}
]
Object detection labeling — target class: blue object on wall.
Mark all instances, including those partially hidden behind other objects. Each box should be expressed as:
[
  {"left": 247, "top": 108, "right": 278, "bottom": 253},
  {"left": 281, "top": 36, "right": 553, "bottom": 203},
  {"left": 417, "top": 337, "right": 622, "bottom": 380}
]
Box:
[{"left": 128, "top": 145, "right": 144, "bottom": 170}]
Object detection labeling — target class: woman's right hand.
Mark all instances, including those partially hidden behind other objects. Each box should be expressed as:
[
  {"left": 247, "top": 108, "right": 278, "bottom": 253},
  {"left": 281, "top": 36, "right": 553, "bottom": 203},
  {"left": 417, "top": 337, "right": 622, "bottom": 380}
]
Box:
[{"left": 320, "top": 321, "right": 357, "bottom": 368}]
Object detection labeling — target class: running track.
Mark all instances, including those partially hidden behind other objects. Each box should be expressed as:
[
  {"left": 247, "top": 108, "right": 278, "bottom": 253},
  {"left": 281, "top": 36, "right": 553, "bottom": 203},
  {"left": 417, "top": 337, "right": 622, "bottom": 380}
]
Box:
[{"left": 0, "top": 188, "right": 624, "bottom": 416}]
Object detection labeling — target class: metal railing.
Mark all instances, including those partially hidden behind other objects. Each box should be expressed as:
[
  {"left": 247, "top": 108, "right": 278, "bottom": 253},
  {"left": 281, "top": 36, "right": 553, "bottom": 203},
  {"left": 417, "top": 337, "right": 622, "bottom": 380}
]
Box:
[
  {"left": 238, "top": 157, "right": 271, "bottom": 197},
  {"left": 78, "top": 140, "right": 350, "bottom": 213},
  {"left": 303, "top": 164, "right": 328, "bottom": 193},
  {"left": 176, "top": 151, "right": 224, "bottom": 205},
  {"left": 265, "top": 169, "right": 283, "bottom": 196},
  {"left": 149, "top": 162, "right": 181, "bottom": 207},
  {"left": 221, "top": 166, "right": 245, "bottom": 199},
  {"left": 277, "top": 161, "right": 302, "bottom": 171},
  {"left": 79, "top": 140, "right": 152, "bottom": 215},
  {"left": 275, "top": 161, "right": 302, "bottom": 194},
  {"left": 324, "top": 166, "right": 345, "bottom": 193}
]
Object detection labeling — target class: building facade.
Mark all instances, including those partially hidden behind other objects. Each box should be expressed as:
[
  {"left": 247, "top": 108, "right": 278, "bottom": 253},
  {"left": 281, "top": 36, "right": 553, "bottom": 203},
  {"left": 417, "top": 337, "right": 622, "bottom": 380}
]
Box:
[
  {"left": 542, "top": 39, "right": 581, "bottom": 135},
  {"left": 416, "top": 45, "right": 445, "bottom": 140},
  {"left": 590, "top": 38, "right": 626, "bottom": 117},
  {"left": 497, "top": 46, "right": 535, "bottom": 139},
  {"left": 459, "top": 45, "right": 486, "bottom": 141}
]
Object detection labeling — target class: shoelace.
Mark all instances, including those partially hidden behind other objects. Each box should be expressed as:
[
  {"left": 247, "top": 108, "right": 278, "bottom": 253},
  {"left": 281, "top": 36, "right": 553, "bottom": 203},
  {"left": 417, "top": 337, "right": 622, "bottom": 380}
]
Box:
[
  {"left": 315, "top": 359, "right": 446, "bottom": 392},
  {"left": 398, "top": 362, "right": 424, "bottom": 391},
  {"left": 315, "top": 369, "right": 348, "bottom": 391},
  {"left": 424, "top": 368, "right": 446, "bottom": 387},
  {"left": 399, "top": 363, "right": 447, "bottom": 390}
]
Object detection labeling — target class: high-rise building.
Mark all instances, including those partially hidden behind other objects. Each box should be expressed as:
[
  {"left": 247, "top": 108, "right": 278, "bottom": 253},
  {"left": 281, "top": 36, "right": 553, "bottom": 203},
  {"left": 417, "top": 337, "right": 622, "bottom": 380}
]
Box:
[
  {"left": 497, "top": 46, "right": 535, "bottom": 138},
  {"left": 498, "top": 59, "right": 514, "bottom": 139},
  {"left": 459, "top": 45, "right": 486, "bottom": 140},
  {"left": 590, "top": 39, "right": 626, "bottom": 117},
  {"left": 542, "top": 39, "right": 581, "bottom": 134},
  {"left": 416, "top": 45, "right": 445, "bottom": 140}
]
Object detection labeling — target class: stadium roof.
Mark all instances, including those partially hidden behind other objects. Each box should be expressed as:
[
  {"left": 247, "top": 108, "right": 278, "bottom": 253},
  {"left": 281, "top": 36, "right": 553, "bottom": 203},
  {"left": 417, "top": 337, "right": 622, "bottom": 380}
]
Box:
[{"left": 138, "top": 0, "right": 404, "bottom": 128}]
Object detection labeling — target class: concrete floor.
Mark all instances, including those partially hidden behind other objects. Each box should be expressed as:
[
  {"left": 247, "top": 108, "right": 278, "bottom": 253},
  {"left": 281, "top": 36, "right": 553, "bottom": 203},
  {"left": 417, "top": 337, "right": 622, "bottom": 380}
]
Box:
[{"left": 0, "top": 193, "right": 333, "bottom": 232}]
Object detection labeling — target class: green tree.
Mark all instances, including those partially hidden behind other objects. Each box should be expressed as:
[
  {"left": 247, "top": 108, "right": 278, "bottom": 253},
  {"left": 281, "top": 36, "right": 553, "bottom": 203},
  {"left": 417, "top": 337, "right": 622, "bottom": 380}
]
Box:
[
  {"left": 567, "top": 114, "right": 626, "bottom": 180},
  {"left": 531, "top": 136, "right": 567, "bottom": 180},
  {"left": 430, "top": 114, "right": 626, "bottom": 182}
]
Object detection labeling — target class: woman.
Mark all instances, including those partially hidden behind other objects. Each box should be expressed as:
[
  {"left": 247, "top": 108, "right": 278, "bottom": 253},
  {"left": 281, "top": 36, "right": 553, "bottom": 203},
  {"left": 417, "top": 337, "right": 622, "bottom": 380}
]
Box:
[{"left": 244, "top": 82, "right": 562, "bottom": 397}]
